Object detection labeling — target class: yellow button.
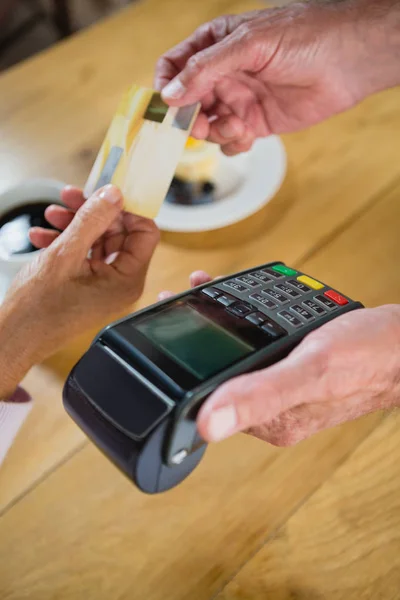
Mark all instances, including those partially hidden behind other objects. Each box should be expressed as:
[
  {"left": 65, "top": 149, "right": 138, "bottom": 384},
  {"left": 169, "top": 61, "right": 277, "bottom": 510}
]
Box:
[{"left": 297, "top": 275, "right": 324, "bottom": 290}]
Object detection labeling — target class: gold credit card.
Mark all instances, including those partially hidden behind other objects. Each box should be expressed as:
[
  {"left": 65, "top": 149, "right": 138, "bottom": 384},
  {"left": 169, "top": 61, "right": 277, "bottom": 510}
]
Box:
[{"left": 85, "top": 85, "right": 200, "bottom": 218}]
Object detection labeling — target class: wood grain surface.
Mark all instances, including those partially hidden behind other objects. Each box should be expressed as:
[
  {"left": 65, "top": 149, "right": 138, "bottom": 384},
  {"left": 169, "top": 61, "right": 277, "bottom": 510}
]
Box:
[{"left": 0, "top": 0, "right": 399, "bottom": 598}]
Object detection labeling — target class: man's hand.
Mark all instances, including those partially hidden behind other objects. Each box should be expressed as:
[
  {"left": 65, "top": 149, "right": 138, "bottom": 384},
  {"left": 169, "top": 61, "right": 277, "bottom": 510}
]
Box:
[
  {"left": 156, "top": 0, "right": 400, "bottom": 155},
  {"left": 0, "top": 184, "right": 159, "bottom": 398},
  {"left": 159, "top": 273, "right": 400, "bottom": 445}
]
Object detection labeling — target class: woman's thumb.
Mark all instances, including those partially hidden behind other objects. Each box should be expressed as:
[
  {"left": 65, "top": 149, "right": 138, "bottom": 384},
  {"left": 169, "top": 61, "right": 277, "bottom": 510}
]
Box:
[{"left": 56, "top": 185, "right": 123, "bottom": 263}]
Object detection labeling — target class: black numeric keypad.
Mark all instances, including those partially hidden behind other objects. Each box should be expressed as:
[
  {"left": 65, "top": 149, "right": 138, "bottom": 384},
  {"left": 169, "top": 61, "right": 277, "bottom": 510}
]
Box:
[
  {"left": 314, "top": 295, "right": 337, "bottom": 311},
  {"left": 287, "top": 279, "right": 311, "bottom": 294},
  {"left": 275, "top": 284, "right": 301, "bottom": 299},
  {"left": 236, "top": 276, "right": 260, "bottom": 288},
  {"left": 262, "top": 289, "right": 289, "bottom": 304},
  {"left": 251, "top": 270, "right": 272, "bottom": 283},
  {"left": 224, "top": 281, "right": 248, "bottom": 293},
  {"left": 303, "top": 299, "right": 326, "bottom": 315},
  {"left": 278, "top": 310, "right": 302, "bottom": 328},
  {"left": 249, "top": 293, "right": 277, "bottom": 309},
  {"left": 290, "top": 304, "right": 314, "bottom": 322},
  {"left": 204, "top": 266, "right": 351, "bottom": 338}
]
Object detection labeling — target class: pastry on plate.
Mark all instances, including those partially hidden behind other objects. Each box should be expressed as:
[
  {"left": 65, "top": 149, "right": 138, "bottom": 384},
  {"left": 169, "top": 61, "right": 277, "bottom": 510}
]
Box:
[
  {"left": 175, "top": 137, "right": 219, "bottom": 183},
  {"left": 166, "top": 138, "right": 219, "bottom": 206}
]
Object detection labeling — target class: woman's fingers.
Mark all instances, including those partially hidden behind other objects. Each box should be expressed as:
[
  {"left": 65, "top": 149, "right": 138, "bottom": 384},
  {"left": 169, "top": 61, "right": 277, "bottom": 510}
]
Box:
[
  {"left": 60, "top": 186, "right": 86, "bottom": 211},
  {"left": 111, "top": 212, "right": 160, "bottom": 276},
  {"left": 29, "top": 228, "right": 60, "bottom": 248},
  {"left": 43, "top": 186, "right": 86, "bottom": 233},
  {"left": 30, "top": 185, "right": 86, "bottom": 248},
  {"left": 45, "top": 205, "right": 74, "bottom": 231},
  {"left": 189, "top": 271, "right": 213, "bottom": 287}
]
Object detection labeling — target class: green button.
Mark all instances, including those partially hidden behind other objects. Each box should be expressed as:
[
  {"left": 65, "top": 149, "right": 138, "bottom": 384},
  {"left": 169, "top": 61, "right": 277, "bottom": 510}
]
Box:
[{"left": 272, "top": 264, "right": 297, "bottom": 276}]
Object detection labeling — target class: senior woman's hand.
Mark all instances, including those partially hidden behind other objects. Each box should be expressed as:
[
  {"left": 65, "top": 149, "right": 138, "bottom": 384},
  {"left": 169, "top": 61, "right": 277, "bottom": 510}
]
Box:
[
  {"left": 159, "top": 272, "right": 400, "bottom": 446},
  {"left": 0, "top": 184, "right": 159, "bottom": 398},
  {"left": 156, "top": 0, "right": 400, "bottom": 155}
]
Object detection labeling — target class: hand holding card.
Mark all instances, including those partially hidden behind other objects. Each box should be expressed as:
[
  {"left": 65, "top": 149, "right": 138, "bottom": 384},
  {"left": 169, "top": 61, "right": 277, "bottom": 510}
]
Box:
[{"left": 85, "top": 85, "right": 200, "bottom": 219}]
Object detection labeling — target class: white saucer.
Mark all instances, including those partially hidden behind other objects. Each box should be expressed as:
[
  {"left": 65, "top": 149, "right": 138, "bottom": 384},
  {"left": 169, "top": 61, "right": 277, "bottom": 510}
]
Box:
[{"left": 156, "top": 136, "right": 286, "bottom": 232}]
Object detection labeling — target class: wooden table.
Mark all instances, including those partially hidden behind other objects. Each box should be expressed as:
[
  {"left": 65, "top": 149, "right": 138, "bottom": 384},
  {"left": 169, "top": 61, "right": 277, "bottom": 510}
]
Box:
[{"left": 1, "top": 0, "right": 400, "bottom": 598}]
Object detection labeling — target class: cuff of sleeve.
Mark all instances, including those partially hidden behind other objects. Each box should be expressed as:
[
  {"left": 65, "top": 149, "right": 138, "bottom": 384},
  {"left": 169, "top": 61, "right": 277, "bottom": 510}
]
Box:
[{"left": 0, "top": 387, "right": 33, "bottom": 467}]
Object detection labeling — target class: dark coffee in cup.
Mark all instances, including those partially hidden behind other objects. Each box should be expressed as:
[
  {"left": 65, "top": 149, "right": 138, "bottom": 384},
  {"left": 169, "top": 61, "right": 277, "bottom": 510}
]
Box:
[{"left": 0, "top": 202, "right": 54, "bottom": 257}]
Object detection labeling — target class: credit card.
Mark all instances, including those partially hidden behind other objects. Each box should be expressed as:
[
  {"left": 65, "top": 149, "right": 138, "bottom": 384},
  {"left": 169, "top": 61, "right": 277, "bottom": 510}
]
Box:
[{"left": 84, "top": 85, "right": 200, "bottom": 219}]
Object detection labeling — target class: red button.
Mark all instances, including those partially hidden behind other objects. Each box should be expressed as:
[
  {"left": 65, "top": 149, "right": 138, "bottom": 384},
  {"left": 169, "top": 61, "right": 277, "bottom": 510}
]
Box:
[{"left": 324, "top": 290, "right": 348, "bottom": 305}]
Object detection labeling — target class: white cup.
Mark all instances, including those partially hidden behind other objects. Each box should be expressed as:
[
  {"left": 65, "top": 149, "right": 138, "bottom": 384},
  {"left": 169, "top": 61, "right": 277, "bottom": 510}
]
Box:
[{"left": 0, "top": 178, "right": 65, "bottom": 303}]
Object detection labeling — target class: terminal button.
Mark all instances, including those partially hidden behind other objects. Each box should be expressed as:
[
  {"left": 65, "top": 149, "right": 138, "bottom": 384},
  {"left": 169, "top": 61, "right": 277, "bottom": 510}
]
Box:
[
  {"left": 216, "top": 294, "right": 236, "bottom": 307},
  {"left": 249, "top": 293, "right": 277, "bottom": 309},
  {"left": 262, "top": 289, "right": 290, "bottom": 304},
  {"left": 303, "top": 299, "right": 326, "bottom": 315},
  {"left": 287, "top": 279, "right": 311, "bottom": 293},
  {"left": 264, "top": 268, "right": 283, "bottom": 279},
  {"left": 251, "top": 270, "right": 273, "bottom": 283},
  {"left": 291, "top": 304, "right": 314, "bottom": 322},
  {"left": 227, "top": 302, "right": 253, "bottom": 318},
  {"left": 261, "top": 318, "right": 287, "bottom": 339},
  {"left": 278, "top": 310, "right": 302, "bottom": 328},
  {"left": 224, "top": 281, "right": 248, "bottom": 293},
  {"left": 272, "top": 264, "right": 297, "bottom": 276},
  {"left": 297, "top": 275, "right": 324, "bottom": 290},
  {"left": 236, "top": 276, "right": 260, "bottom": 288},
  {"left": 245, "top": 312, "right": 267, "bottom": 326},
  {"left": 275, "top": 283, "right": 301, "bottom": 299},
  {"left": 324, "top": 290, "right": 349, "bottom": 305},
  {"left": 314, "top": 294, "right": 337, "bottom": 310},
  {"left": 201, "top": 287, "right": 221, "bottom": 299}
]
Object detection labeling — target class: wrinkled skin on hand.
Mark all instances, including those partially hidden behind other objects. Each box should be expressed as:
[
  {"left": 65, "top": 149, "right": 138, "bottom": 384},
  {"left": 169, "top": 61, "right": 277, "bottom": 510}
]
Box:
[
  {"left": 0, "top": 185, "right": 159, "bottom": 398},
  {"left": 159, "top": 272, "right": 400, "bottom": 446},
  {"left": 156, "top": 0, "right": 400, "bottom": 154}
]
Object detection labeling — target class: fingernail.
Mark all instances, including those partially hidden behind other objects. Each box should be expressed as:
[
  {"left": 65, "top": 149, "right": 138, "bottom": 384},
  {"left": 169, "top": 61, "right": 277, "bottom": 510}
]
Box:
[
  {"left": 162, "top": 78, "right": 186, "bottom": 100},
  {"left": 207, "top": 405, "right": 238, "bottom": 442},
  {"left": 98, "top": 184, "right": 121, "bottom": 205}
]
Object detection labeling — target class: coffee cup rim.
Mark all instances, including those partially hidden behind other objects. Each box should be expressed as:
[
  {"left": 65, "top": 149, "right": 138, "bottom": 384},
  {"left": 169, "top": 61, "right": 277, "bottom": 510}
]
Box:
[{"left": 0, "top": 178, "right": 66, "bottom": 264}]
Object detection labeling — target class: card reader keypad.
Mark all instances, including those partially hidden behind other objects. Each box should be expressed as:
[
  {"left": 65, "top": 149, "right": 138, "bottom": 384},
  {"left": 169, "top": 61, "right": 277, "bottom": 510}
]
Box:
[
  {"left": 202, "top": 263, "right": 351, "bottom": 337},
  {"left": 303, "top": 299, "right": 325, "bottom": 315},
  {"left": 278, "top": 310, "right": 302, "bottom": 328},
  {"left": 275, "top": 283, "right": 301, "bottom": 299},
  {"left": 201, "top": 287, "right": 221, "bottom": 299},
  {"left": 224, "top": 281, "right": 249, "bottom": 293},
  {"left": 251, "top": 270, "right": 273, "bottom": 283},
  {"left": 249, "top": 293, "right": 277, "bottom": 309},
  {"left": 314, "top": 294, "right": 337, "bottom": 310},
  {"left": 236, "top": 276, "right": 260, "bottom": 288},
  {"left": 227, "top": 301, "right": 253, "bottom": 318},
  {"left": 287, "top": 279, "right": 311, "bottom": 293},
  {"left": 245, "top": 312, "right": 268, "bottom": 326},
  {"left": 262, "top": 289, "right": 290, "bottom": 304},
  {"left": 216, "top": 293, "right": 236, "bottom": 307},
  {"left": 290, "top": 304, "right": 314, "bottom": 321}
]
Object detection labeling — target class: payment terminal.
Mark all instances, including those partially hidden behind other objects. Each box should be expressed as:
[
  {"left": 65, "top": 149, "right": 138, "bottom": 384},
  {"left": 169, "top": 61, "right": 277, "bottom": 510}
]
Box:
[{"left": 63, "top": 262, "right": 363, "bottom": 494}]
